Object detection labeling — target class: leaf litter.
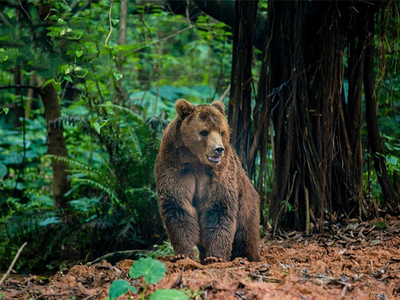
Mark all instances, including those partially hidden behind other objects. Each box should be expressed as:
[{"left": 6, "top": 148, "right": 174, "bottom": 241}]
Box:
[{"left": 1, "top": 216, "right": 400, "bottom": 299}]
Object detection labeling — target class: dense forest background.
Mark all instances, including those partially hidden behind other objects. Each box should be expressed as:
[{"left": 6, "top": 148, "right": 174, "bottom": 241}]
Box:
[{"left": 0, "top": 0, "right": 399, "bottom": 273}]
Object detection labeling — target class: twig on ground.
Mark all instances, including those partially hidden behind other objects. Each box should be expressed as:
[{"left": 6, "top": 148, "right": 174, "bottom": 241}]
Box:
[{"left": 0, "top": 242, "right": 28, "bottom": 286}]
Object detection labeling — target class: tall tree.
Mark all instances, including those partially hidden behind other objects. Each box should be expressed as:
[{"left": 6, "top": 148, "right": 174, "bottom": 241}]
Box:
[
  {"left": 228, "top": 0, "right": 258, "bottom": 173},
  {"left": 364, "top": 8, "right": 400, "bottom": 210},
  {"left": 40, "top": 84, "right": 71, "bottom": 209},
  {"left": 194, "top": 0, "right": 400, "bottom": 230}
]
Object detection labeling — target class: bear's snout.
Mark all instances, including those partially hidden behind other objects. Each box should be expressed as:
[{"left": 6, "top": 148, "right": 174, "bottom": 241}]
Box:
[{"left": 214, "top": 146, "right": 225, "bottom": 156}]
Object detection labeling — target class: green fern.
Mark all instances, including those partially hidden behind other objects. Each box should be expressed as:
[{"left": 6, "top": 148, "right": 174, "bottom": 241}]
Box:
[{"left": 73, "top": 178, "right": 121, "bottom": 206}]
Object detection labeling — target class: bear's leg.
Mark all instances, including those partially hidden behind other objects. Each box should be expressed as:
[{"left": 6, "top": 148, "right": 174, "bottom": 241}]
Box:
[
  {"left": 231, "top": 226, "right": 260, "bottom": 262},
  {"left": 200, "top": 202, "right": 237, "bottom": 264},
  {"left": 231, "top": 201, "right": 261, "bottom": 262},
  {"left": 160, "top": 195, "right": 200, "bottom": 260}
]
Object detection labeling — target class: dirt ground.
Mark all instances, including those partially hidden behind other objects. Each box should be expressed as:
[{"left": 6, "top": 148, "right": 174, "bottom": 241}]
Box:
[{"left": 1, "top": 216, "right": 400, "bottom": 300}]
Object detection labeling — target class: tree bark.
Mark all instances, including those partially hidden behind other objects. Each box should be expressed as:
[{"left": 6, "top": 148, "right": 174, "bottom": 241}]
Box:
[
  {"left": 117, "top": 0, "right": 128, "bottom": 73},
  {"left": 115, "top": 0, "right": 129, "bottom": 104},
  {"left": 40, "top": 84, "right": 71, "bottom": 209},
  {"left": 228, "top": 0, "right": 258, "bottom": 173},
  {"left": 267, "top": 1, "right": 372, "bottom": 230},
  {"left": 364, "top": 9, "right": 400, "bottom": 208},
  {"left": 344, "top": 11, "right": 367, "bottom": 216},
  {"left": 190, "top": 0, "right": 397, "bottom": 229}
]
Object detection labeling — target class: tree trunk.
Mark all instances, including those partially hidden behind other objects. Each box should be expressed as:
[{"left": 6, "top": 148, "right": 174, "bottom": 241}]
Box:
[
  {"left": 268, "top": 0, "right": 310, "bottom": 230},
  {"left": 228, "top": 0, "right": 258, "bottom": 173},
  {"left": 40, "top": 84, "right": 71, "bottom": 209},
  {"left": 192, "top": 0, "right": 397, "bottom": 230},
  {"left": 364, "top": 8, "right": 400, "bottom": 209},
  {"left": 267, "top": 1, "right": 374, "bottom": 230},
  {"left": 342, "top": 10, "right": 367, "bottom": 217},
  {"left": 112, "top": 0, "right": 129, "bottom": 105},
  {"left": 117, "top": 0, "right": 128, "bottom": 73}
]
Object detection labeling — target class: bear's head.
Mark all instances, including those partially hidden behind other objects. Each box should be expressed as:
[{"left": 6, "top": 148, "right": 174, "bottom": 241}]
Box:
[{"left": 175, "top": 99, "right": 230, "bottom": 167}]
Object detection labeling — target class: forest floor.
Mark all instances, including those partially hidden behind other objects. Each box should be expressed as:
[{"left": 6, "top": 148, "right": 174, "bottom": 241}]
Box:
[{"left": 1, "top": 216, "right": 400, "bottom": 300}]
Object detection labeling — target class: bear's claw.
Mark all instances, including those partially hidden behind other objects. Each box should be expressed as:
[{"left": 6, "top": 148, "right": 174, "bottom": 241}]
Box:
[
  {"left": 204, "top": 256, "right": 224, "bottom": 265},
  {"left": 172, "top": 254, "right": 187, "bottom": 262}
]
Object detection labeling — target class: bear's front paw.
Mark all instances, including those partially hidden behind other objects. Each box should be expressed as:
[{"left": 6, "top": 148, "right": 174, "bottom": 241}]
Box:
[
  {"left": 172, "top": 254, "right": 187, "bottom": 262},
  {"left": 203, "top": 256, "right": 224, "bottom": 265}
]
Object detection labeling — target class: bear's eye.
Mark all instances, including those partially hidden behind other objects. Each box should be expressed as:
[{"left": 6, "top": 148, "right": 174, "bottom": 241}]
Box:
[
  {"left": 221, "top": 132, "right": 226, "bottom": 137},
  {"left": 200, "top": 130, "right": 209, "bottom": 137}
]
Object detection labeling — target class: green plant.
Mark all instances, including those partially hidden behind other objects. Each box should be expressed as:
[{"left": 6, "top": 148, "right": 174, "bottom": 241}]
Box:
[
  {"left": 0, "top": 0, "right": 233, "bottom": 273},
  {"left": 183, "top": 288, "right": 203, "bottom": 299},
  {"left": 108, "top": 257, "right": 188, "bottom": 300},
  {"left": 147, "top": 241, "right": 175, "bottom": 259},
  {"left": 374, "top": 220, "right": 388, "bottom": 230}
]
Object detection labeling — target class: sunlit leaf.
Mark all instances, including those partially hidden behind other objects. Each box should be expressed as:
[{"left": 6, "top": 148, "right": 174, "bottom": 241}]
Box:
[
  {"left": 64, "top": 75, "right": 73, "bottom": 83},
  {"left": 39, "top": 217, "right": 62, "bottom": 226},
  {"left": 52, "top": 82, "right": 62, "bottom": 92},
  {"left": 42, "top": 79, "right": 55, "bottom": 89},
  {"left": 93, "top": 122, "right": 101, "bottom": 134},
  {"left": 75, "top": 50, "right": 83, "bottom": 58},
  {"left": 129, "top": 257, "right": 166, "bottom": 284}
]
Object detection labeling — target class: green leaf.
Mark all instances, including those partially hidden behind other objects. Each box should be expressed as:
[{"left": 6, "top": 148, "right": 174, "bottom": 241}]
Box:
[
  {"left": 113, "top": 72, "right": 123, "bottom": 81},
  {"left": 0, "top": 48, "right": 8, "bottom": 62},
  {"left": 42, "top": 78, "right": 55, "bottom": 89},
  {"left": 109, "top": 279, "right": 137, "bottom": 300},
  {"left": 52, "top": 82, "right": 62, "bottom": 92},
  {"left": 39, "top": 217, "right": 62, "bottom": 226},
  {"left": 93, "top": 122, "right": 101, "bottom": 134},
  {"left": 75, "top": 50, "right": 83, "bottom": 57},
  {"left": 149, "top": 289, "right": 189, "bottom": 300},
  {"left": 64, "top": 75, "right": 73, "bottom": 83},
  {"left": 129, "top": 257, "right": 166, "bottom": 284},
  {"left": 0, "top": 163, "right": 8, "bottom": 178},
  {"left": 111, "top": 18, "right": 119, "bottom": 26}
]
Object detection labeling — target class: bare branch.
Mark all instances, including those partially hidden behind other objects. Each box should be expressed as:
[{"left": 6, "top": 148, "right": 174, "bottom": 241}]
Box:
[
  {"left": 105, "top": 0, "right": 114, "bottom": 46},
  {"left": 0, "top": 242, "right": 28, "bottom": 286}
]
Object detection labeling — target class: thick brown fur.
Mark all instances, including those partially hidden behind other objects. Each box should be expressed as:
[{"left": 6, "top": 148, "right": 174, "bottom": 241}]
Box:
[{"left": 155, "top": 99, "right": 260, "bottom": 264}]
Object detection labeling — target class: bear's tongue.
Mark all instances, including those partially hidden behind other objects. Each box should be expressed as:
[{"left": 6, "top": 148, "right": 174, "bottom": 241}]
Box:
[{"left": 208, "top": 156, "right": 221, "bottom": 163}]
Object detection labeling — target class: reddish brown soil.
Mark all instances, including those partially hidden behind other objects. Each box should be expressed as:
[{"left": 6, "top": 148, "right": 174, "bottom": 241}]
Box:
[{"left": 1, "top": 219, "right": 400, "bottom": 300}]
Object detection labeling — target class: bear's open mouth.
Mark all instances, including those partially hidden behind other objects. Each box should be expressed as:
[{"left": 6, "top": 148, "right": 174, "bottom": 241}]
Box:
[{"left": 207, "top": 155, "right": 221, "bottom": 163}]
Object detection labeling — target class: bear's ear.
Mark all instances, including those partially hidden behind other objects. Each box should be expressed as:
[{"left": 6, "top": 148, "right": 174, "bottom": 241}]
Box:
[
  {"left": 211, "top": 101, "right": 225, "bottom": 115},
  {"left": 175, "top": 99, "right": 195, "bottom": 118}
]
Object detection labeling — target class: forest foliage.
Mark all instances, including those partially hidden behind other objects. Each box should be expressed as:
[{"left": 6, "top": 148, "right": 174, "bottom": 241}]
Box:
[
  {"left": 0, "top": 0, "right": 399, "bottom": 273},
  {"left": 0, "top": 0, "right": 232, "bottom": 272}
]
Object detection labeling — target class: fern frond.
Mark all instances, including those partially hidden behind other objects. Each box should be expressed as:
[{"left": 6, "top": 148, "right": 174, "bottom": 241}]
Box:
[
  {"left": 97, "top": 104, "right": 144, "bottom": 124},
  {"left": 0, "top": 211, "right": 57, "bottom": 240},
  {"left": 48, "top": 116, "right": 90, "bottom": 130},
  {"left": 73, "top": 178, "right": 122, "bottom": 207},
  {"left": 46, "top": 155, "right": 117, "bottom": 184}
]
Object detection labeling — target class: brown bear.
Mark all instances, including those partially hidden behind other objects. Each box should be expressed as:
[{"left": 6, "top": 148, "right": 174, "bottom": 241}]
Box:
[{"left": 155, "top": 99, "right": 260, "bottom": 264}]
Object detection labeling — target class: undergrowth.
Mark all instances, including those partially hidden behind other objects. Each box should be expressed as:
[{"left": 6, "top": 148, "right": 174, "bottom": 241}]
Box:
[{"left": 0, "top": 103, "right": 165, "bottom": 272}]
